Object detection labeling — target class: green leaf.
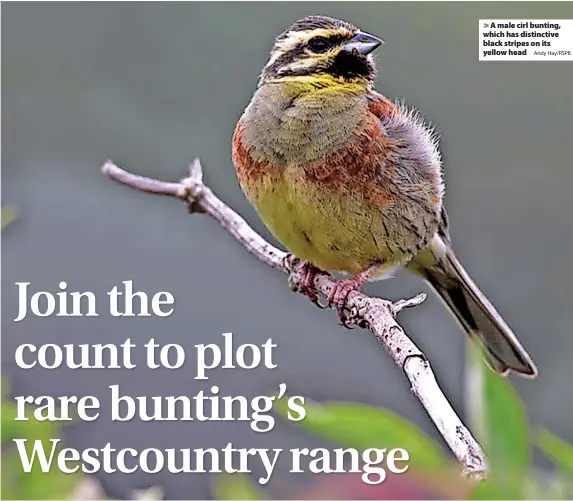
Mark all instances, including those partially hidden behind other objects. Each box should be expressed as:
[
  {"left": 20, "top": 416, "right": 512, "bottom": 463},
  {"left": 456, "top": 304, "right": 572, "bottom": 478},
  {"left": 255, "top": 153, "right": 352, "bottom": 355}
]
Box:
[
  {"left": 479, "top": 361, "right": 531, "bottom": 497},
  {"left": 274, "top": 397, "right": 448, "bottom": 471},
  {"left": 212, "top": 474, "right": 265, "bottom": 500},
  {"left": 470, "top": 477, "right": 506, "bottom": 500},
  {"left": 536, "top": 428, "right": 573, "bottom": 477}
]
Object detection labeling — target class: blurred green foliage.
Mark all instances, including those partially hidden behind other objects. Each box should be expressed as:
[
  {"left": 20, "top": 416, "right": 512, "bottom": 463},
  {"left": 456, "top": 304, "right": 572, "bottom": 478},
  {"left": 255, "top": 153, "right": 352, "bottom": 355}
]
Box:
[
  {"left": 214, "top": 352, "right": 573, "bottom": 500},
  {"left": 1, "top": 379, "right": 81, "bottom": 499},
  {"left": 537, "top": 429, "right": 573, "bottom": 477},
  {"left": 273, "top": 398, "right": 448, "bottom": 472}
]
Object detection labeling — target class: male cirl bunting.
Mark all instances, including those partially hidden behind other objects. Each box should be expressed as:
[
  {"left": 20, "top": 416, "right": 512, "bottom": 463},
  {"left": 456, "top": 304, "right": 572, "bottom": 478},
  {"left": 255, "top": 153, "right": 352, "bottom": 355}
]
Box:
[{"left": 232, "top": 15, "right": 537, "bottom": 377}]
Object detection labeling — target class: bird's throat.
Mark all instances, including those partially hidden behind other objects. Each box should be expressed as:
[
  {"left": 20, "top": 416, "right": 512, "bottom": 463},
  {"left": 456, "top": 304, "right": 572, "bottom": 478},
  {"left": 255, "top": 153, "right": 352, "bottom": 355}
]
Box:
[{"left": 240, "top": 81, "right": 368, "bottom": 166}]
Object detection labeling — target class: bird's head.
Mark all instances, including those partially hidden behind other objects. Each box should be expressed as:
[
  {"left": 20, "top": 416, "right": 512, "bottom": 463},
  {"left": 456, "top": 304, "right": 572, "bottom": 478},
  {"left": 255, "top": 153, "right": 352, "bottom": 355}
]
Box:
[{"left": 259, "top": 15, "right": 383, "bottom": 90}]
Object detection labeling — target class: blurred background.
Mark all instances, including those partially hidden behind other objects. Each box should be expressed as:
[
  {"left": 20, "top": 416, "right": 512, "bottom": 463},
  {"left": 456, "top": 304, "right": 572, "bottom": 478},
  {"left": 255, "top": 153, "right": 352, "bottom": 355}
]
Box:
[{"left": 2, "top": 2, "right": 572, "bottom": 499}]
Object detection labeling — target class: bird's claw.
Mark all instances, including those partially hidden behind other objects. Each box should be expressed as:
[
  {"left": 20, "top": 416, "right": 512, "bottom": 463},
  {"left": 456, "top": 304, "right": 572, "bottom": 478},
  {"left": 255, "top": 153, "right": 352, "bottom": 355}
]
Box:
[
  {"left": 287, "top": 258, "right": 328, "bottom": 309},
  {"left": 327, "top": 277, "right": 366, "bottom": 328},
  {"left": 289, "top": 259, "right": 377, "bottom": 324},
  {"left": 299, "top": 261, "right": 328, "bottom": 308}
]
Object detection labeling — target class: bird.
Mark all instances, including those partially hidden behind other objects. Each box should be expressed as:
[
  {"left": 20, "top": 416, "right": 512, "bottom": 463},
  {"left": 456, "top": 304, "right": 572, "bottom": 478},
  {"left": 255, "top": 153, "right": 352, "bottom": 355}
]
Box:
[{"left": 232, "top": 15, "right": 537, "bottom": 378}]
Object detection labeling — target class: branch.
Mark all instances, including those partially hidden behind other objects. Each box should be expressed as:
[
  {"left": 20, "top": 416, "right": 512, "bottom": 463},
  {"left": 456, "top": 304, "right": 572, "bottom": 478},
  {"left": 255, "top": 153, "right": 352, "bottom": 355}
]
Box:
[{"left": 101, "top": 159, "right": 488, "bottom": 480}]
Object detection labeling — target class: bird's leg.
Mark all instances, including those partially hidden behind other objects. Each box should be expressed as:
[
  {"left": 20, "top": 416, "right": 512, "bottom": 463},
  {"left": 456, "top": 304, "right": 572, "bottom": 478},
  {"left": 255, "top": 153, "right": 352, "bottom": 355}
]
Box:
[
  {"left": 285, "top": 254, "right": 328, "bottom": 307},
  {"left": 298, "top": 260, "right": 328, "bottom": 308},
  {"left": 327, "top": 262, "right": 384, "bottom": 326}
]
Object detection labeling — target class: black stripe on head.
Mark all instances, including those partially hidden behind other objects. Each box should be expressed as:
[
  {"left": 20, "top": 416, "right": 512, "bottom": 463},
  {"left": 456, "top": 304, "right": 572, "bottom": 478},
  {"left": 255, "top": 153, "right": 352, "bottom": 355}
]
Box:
[
  {"left": 278, "top": 15, "right": 356, "bottom": 39},
  {"left": 261, "top": 15, "right": 376, "bottom": 83},
  {"left": 263, "top": 44, "right": 308, "bottom": 79}
]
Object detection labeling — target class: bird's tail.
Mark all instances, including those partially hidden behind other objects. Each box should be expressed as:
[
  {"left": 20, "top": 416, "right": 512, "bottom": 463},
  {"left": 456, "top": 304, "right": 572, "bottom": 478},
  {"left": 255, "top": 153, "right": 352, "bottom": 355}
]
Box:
[{"left": 408, "top": 241, "right": 537, "bottom": 377}]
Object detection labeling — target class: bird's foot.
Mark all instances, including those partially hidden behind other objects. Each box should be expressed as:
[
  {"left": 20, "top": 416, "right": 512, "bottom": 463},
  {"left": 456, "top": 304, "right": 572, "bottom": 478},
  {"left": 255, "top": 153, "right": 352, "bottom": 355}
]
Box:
[
  {"left": 285, "top": 255, "right": 328, "bottom": 308},
  {"left": 327, "top": 276, "right": 368, "bottom": 327},
  {"left": 327, "top": 263, "right": 383, "bottom": 327},
  {"left": 299, "top": 260, "right": 328, "bottom": 308}
]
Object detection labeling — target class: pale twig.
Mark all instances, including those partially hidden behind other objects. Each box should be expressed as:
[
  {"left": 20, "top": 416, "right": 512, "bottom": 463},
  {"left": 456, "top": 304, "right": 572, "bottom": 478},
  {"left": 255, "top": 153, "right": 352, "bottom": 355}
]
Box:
[{"left": 101, "top": 159, "right": 488, "bottom": 479}]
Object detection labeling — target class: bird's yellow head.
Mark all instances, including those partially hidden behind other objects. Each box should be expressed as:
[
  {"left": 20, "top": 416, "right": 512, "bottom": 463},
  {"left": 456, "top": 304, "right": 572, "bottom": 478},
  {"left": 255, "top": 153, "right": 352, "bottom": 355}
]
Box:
[{"left": 259, "top": 15, "right": 383, "bottom": 91}]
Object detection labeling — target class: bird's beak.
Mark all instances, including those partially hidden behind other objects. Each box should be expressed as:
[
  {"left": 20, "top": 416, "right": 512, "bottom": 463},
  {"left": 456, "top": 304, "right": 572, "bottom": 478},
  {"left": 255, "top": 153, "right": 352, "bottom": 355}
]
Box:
[{"left": 344, "top": 31, "right": 384, "bottom": 56}]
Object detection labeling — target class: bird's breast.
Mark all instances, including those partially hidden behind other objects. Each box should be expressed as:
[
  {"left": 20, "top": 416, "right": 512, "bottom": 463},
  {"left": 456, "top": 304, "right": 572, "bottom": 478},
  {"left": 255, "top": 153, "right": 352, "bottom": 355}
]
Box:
[
  {"left": 232, "top": 89, "right": 444, "bottom": 274},
  {"left": 238, "top": 84, "right": 368, "bottom": 166},
  {"left": 234, "top": 115, "right": 412, "bottom": 273},
  {"left": 235, "top": 156, "right": 394, "bottom": 274}
]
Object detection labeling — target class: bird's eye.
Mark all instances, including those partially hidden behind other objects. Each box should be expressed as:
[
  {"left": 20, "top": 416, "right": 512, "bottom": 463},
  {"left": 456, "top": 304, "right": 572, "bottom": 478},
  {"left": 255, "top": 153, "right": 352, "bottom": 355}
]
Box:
[{"left": 307, "top": 37, "right": 331, "bottom": 53}]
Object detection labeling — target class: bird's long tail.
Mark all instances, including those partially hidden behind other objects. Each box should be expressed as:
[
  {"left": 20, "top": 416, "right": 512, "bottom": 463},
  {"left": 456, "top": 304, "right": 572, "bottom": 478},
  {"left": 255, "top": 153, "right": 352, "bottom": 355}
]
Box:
[{"left": 408, "top": 241, "right": 537, "bottom": 377}]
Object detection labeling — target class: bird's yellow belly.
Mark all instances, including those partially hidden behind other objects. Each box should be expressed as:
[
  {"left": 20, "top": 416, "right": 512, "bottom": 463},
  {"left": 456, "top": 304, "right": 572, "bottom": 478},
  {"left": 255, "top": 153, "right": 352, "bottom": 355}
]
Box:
[{"left": 249, "top": 167, "right": 406, "bottom": 275}]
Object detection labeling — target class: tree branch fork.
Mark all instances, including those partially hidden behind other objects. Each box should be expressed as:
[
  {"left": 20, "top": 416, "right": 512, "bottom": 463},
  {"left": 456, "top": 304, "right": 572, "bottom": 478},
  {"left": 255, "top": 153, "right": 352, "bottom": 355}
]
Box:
[{"left": 101, "top": 159, "right": 488, "bottom": 480}]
